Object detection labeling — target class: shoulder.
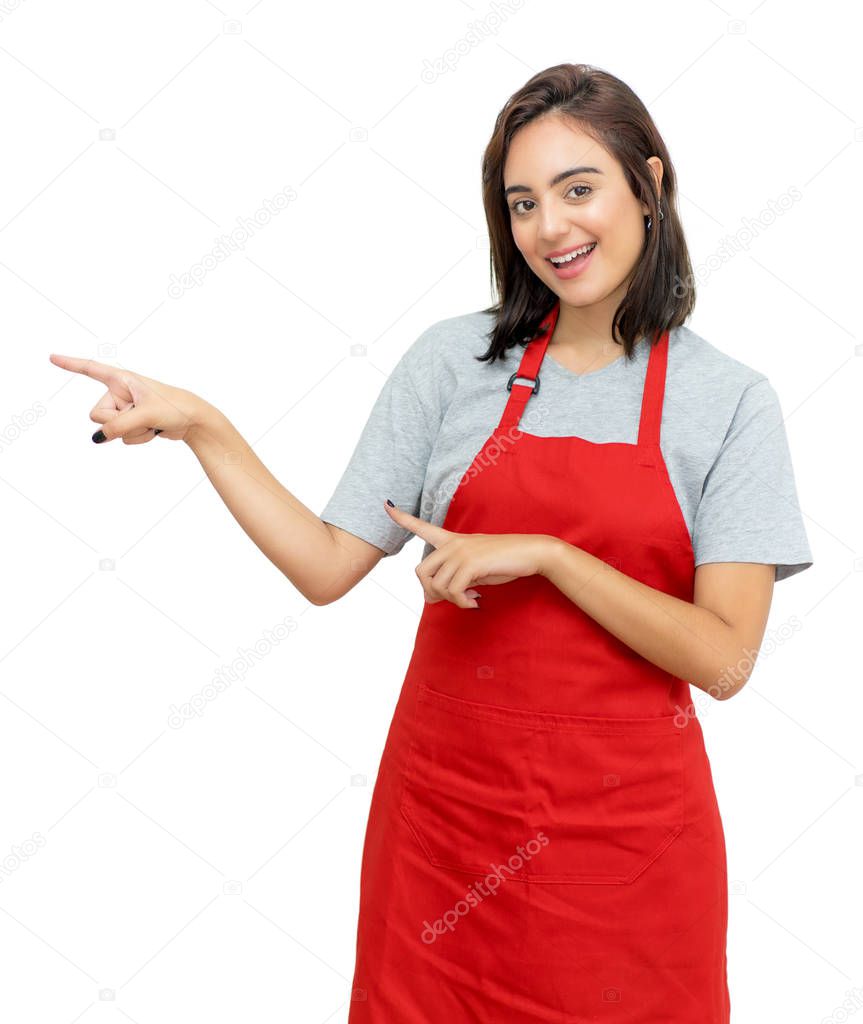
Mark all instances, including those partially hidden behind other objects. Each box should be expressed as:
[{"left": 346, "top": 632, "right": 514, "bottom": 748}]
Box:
[
  {"left": 666, "top": 323, "right": 782, "bottom": 445},
  {"left": 396, "top": 308, "right": 502, "bottom": 391},
  {"left": 408, "top": 308, "right": 497, "bottom": 360},
  {"left": 667, "top": 322, "right": 768, "bottom": 392}
]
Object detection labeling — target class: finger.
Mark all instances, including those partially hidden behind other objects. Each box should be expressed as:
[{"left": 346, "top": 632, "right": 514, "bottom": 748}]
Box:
[
  {"left": 123, "top": 430, "right": 159, "bottom": 446},
  {"left": 414, "top": 562, "right": 441, "bottom": 604},
  {"left": 90, "top": 393, "right": 133, "bottom": 425},
  {"left": 427, "top": 556, "right": 461, "bottom": 596},
  {"left": 384, "top": 501, "right": 452, "bottom": 549},
  {"left": 49, "top": 354, "right": 132, "bottom": 394},
  {"left": 123, "top": 420, "right": 155, "bottom": 441},
  {"left": 415, "top": 548, "right": 450, "bottom": 601},
  {"left": 435, "top": 562, "right": 476, "bottom": 608},
  {"left": 448, "top": 566, "right": 480, "bottom": 608},
  {"left": 92, "top": 406, "right": 157, "bottom": 443},
  {"left": 417, "top": 556, "right": 477, "bottom": 609},
  {"left": 416, "top": 546, "right": 446, "bottom": 578},
  {"left": 126, "top": 401, "right": 163, "bottom": 436}
]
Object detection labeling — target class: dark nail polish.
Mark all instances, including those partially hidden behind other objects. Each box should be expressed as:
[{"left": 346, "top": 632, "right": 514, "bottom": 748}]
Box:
[
  {"left": 92, "top": 429, "right": 106, "bottom": 443},
  {"left": 386, "top": 498, "right": 395, "bottom": 507}
]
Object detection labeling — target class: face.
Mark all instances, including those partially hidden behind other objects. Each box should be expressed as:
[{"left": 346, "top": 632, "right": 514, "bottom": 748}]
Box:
[{"left": 503, "top": 114, "right": 662, "bottom": 306}]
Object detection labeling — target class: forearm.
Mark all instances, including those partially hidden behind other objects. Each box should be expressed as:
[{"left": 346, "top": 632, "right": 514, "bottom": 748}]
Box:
[
  {"left": 183, "top": 403, "right": 341, "bottom": 605},
  {"left": 538, "top": 537, "right": 742, "bottom": 698}
]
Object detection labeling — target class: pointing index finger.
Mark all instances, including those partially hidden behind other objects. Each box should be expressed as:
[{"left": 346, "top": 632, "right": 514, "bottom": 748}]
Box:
[
  {"left": 49, "top": 354, "right": 118, "bottom": 386},
  {"left": 384, "top": 501, "right": 451, "bottom": 548}
]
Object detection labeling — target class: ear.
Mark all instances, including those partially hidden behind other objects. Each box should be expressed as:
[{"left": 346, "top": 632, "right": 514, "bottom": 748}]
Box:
[{"left": 642, "top": 156, "right": 664, "bottom": 215}]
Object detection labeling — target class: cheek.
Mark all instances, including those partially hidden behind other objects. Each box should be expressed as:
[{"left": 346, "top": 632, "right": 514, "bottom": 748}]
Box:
[
  {"left": 601, "top": 203, "right": 644, "bottom": 248},
  {"left": 510, "top": 220, "right": 529, "bottom": 253},
  {"left": 610, "top": 221, "right": 647, "bottom": 263},
  {"left": 511, "top": 224, "right": 546, "bottom": 265}
]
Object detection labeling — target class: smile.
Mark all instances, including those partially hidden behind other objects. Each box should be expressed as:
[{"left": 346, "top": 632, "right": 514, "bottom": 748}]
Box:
[{"left": 547, "top": 242, "right": 597, "bottom": 265}]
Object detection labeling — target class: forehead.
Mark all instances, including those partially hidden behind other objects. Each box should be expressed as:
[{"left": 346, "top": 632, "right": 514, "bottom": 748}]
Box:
[{"left": 504, "top": 116, "right": 614, "bottom": 182}]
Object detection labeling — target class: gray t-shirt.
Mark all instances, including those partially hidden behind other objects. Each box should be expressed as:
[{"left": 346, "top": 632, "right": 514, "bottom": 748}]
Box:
[{"left": 321, "top": 309, "right": 813, "bottom": 583}]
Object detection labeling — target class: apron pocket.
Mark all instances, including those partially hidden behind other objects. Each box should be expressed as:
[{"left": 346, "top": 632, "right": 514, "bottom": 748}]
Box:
[{"left": 399, "top": 683, "right": 684, "bottom": 885}]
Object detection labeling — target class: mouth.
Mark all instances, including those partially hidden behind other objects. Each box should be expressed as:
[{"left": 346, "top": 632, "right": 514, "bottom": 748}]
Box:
[
  {"left": 545, "top": 241, "right": 598, "bottom": 265},
  {"left": 546, "top": 241, "right": 597, "bottom": 279}
]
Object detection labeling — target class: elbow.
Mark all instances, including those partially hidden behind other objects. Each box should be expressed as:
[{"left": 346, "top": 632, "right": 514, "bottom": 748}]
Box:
[
  {"left": 714, "top": 680, "right": 746, "bottom": 701},
  {"left": 304, "top": 580, "right": 350, "bottom": 607},
  {"left": 702, "top": 652, "right": 759, "bottom": 701},
  {"left": 698, "top": 677, "right": 745, "bottom": 702},
  {"left": 305, "top": 585, "right": 341, "bottom": 607},
  {"left": 287, "top": 579, "right": 335, "bottom": 607}
]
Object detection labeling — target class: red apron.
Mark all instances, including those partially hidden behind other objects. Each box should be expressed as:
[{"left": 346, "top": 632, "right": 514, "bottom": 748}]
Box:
[{"left": 348, "top": 299, "right": 730, "bottom": 1022}]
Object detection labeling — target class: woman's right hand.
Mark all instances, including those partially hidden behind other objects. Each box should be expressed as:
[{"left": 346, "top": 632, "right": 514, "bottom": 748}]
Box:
[{"left": 48, "top": 354, "right": 207, "bottom": 445}]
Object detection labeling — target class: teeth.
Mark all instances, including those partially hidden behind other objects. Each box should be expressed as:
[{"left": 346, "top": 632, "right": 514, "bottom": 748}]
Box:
[{"left": 549, "top": 243, "right": 596, "bottom": 264}]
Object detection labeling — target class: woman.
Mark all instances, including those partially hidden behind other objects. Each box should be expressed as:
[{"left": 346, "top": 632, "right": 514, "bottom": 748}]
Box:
[{"left": 51, "top": 64, "right": 812, "bottom": 1022}]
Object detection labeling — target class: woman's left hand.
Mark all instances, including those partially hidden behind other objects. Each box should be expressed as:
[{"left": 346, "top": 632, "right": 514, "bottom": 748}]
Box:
[{"left": 384, "top": 501, "right": 555, "bottom": 609}]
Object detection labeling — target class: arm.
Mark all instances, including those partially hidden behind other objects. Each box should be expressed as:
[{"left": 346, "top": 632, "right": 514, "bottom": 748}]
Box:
[
  {"left": 538, "top": 538, "right": 774, "bottom": 700},
  {"left": 186, "top": 402, "right": 386, "bottom": 606}
]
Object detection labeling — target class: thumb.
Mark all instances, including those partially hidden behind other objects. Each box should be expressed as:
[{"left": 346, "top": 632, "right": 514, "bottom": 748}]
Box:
[{"left": 92, "top": 405, "right": 152, "bottom": 443}]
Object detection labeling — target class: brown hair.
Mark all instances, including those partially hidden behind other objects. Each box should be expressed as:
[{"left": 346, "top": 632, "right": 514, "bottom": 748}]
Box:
[{"left": 477, "top": 62, "right": 695, "bottom": 364}]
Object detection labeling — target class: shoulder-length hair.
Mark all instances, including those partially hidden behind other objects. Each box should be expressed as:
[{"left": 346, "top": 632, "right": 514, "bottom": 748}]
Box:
[{"left": 478, "top": 63, "right": 695, "bottom": 365}]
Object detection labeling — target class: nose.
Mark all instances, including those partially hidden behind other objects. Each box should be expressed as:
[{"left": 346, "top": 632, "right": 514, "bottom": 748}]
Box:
[{"left": 536, "top": 195, "right": 578, "bottom": 244}]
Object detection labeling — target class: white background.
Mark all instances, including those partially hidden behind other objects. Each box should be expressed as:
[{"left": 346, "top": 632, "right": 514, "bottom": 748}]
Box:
[{"left": 0, "top": 0, "right": 858, "bottom": 1021}]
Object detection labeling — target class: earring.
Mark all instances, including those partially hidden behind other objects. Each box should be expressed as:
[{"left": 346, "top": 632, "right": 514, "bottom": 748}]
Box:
[{"left": 646, "top": 200, "right": 664, "bottom": 231}]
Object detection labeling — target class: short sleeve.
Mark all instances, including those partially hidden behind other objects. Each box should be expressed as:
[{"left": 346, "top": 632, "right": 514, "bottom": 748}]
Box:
[
  {"left": 319, "top": 328, "right": 441, "bottom": 558},
  {"left": 692, "top": 377, "right": 813, "bottom": 582}
]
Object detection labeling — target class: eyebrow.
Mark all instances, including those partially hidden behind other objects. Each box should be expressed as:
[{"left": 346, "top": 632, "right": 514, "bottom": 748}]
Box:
[{"left": 503, "top": 166, "right": 604, "bottom": 198}]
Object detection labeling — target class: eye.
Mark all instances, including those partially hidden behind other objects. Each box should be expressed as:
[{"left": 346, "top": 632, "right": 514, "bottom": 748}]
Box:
[{"left": 509, "top": 183, "right": 593, "bottom": 216}]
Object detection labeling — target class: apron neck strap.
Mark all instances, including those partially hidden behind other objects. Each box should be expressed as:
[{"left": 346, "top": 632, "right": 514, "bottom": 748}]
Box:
[
  {"left": 637, "top": 327, "right": 669, "bottom": 448},
  {"left": 497, "top": 300, "right": 670, "bottom": 454},
  {"left": 496, "top": 302, "right": 559, "bottom": 435}
]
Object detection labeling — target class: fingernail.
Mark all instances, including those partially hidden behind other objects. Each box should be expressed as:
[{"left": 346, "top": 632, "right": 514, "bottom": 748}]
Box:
[
  {"left": 385, "top": 498, "right": 395, "bottom": 507},
  {"left": 92, "top": 429, "right": 106, "bottom": 443},
  {"left": 466, "top": 590, "right": 480, "bottom": 598}
]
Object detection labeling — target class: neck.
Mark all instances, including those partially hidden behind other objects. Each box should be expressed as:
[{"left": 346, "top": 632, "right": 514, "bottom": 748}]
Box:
[{"left": 551, "top": 293, "right": 623, "bottom": 355}]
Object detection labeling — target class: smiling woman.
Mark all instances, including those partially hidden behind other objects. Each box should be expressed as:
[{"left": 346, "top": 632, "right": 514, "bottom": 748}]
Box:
[{"left": 322, "top": 63, "right": 813, "bottom": 1024}]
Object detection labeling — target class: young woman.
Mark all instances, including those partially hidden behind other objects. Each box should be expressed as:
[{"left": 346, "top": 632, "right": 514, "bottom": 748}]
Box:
[{"left": 51, "top": 63, "right": 812, "bottom": 1023}]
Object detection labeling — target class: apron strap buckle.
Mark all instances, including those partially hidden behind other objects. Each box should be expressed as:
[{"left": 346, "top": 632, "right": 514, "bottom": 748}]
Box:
[{"left": 507, "top": 371, "right": 540, "bottom": 395}]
